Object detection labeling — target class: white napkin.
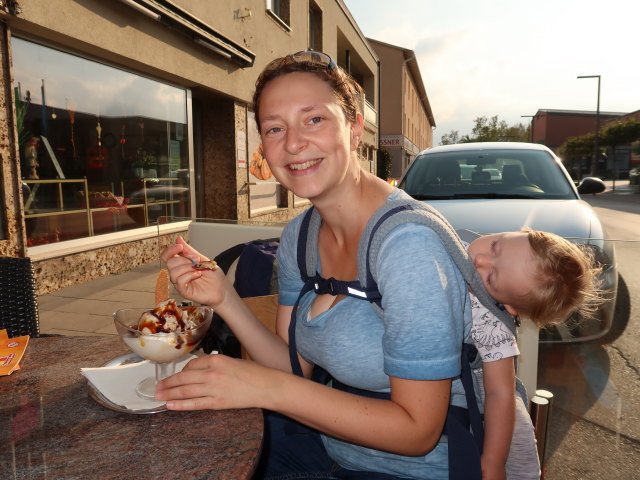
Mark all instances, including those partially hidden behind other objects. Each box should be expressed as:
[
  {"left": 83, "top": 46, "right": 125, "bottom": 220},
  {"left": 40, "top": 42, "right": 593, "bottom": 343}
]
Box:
[{"left": 81, "top": 354, "right": 197, "bottom": 411}]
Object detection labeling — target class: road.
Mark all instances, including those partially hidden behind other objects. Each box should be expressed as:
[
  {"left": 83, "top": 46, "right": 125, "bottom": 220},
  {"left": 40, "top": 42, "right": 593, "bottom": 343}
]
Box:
[{"left": 538, "top": 186, "right": 640, "bottom": 479}]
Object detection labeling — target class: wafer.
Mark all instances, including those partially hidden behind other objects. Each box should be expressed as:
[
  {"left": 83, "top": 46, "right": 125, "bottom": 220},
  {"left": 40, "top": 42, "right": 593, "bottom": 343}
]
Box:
[
  {"left": 193, "top": 260, "right": 218, "bottom": 271},
  {"left": 155, "top": 268, "right": 170, "bottom": 304}
]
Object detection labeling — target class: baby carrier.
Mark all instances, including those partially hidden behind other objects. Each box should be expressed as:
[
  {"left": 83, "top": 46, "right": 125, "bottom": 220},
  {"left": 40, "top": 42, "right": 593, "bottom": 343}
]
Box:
[{"left": 288, "top": 195, "right": 520, "bottom": 480}]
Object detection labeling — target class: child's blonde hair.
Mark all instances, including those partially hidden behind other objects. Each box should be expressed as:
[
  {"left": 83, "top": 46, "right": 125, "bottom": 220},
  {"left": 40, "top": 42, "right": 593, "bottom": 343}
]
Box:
[{"left": 520, "top": 229, "right": 605, "bottom": 328}]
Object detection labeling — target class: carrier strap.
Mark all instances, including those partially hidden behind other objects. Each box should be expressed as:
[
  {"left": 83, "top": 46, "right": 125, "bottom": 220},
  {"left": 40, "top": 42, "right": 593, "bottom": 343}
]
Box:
[
  {"left": 330, "top": 344, "right": 484, "bottom": 480},
  {"left": 358, "top": 194, "right": 518, "bottom": 334}
]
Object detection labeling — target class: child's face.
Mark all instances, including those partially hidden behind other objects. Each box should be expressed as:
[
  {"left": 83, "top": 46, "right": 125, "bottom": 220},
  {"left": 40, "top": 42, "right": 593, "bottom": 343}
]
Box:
[{"left": 468, "top": 232, "right": 539, "bottom": 316}]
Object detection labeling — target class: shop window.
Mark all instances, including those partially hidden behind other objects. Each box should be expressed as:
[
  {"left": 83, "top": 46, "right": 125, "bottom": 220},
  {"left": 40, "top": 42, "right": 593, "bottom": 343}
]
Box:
[
  {"left": 247, "top": 111, "right": 284, "bottom": 215},
  {"left": 12, "top": 37, "right": 191, "bottom": 247},
  {"left": 266, "top": 0, "right": 291, "bottom": 30}
]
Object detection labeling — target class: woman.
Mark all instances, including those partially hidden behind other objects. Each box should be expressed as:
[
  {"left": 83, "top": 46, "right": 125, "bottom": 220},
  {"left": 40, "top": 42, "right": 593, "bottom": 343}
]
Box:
[{"left": 157, "top": 51, "right": 471, "bottom": 479}]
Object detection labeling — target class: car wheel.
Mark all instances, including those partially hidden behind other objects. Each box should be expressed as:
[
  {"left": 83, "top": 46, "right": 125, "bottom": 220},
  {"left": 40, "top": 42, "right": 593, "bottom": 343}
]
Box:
[{"left": 600, "top": 274, "right": 630, "bottom": 345}]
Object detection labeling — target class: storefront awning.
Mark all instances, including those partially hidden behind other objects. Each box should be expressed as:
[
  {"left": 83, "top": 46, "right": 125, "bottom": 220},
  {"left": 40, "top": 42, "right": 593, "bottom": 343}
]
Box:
[{"left": 119, "top": 0, "right": 255, "bottom": 67}]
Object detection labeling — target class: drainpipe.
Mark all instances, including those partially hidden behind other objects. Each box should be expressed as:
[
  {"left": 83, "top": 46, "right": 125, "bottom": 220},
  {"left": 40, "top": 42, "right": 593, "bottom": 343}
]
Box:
[
  {"left": 401, "top": 55, "right": 415, "bottom": 173},
  {"left": 376, "top": 59, "right": 381, "bottom": 176}
]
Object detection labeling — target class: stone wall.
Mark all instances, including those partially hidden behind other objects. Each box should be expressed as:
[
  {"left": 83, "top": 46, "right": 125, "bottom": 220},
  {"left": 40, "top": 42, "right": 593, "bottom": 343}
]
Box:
[
  {"left": 33, "top": 231, "right": 184, "bottom": 295},
  {"left": 0, "top": 22, "right": 25, "bottom": 257}
]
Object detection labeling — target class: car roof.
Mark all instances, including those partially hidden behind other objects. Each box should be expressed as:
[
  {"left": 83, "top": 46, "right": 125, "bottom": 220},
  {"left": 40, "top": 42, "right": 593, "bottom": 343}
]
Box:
[{"left": 416, "top": 142, "right": 553, "bottom": 156}]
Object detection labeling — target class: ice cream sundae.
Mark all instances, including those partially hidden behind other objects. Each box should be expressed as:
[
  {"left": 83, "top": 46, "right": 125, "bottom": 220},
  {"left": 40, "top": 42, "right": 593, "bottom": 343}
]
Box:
[
  {"left": 116, "top": 300, "right": 213, "bottom": 363},
  {"left": 113, "top": 300, "right": 213, "bottom": 400}
]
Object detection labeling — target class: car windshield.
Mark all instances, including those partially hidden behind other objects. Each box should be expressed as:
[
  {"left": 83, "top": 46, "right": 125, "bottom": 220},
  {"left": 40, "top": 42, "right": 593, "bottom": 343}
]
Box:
[{"left": 399, "top": 148, "right": 578, "bottom": 200}]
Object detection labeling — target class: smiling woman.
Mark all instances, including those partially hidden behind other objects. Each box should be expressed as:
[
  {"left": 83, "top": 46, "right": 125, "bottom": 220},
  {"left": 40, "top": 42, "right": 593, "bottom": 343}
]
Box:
[{"left": 157, "top": 51, "right": 482, "bottom": 479}]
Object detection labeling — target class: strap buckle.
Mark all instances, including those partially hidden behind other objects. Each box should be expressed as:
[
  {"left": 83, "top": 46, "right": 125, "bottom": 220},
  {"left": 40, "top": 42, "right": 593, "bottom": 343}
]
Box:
[{"left": 313, "top": 276, "right": 338, "bottom": 295}]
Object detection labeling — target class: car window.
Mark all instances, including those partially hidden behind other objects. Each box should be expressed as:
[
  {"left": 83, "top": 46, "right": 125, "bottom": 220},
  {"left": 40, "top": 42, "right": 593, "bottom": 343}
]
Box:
[{"left": 399, "top": 148, "right": 577, "bottom": 200}]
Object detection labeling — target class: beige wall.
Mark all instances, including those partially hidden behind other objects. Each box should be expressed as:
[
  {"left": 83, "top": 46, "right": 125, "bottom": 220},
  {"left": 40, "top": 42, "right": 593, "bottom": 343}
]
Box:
[
  {"left": 369, "top": 38, "right": 434, "bottom": 178},
  {"left": 0, "top": 0, "right": 378, "bottom": 293},
  {"left": 371, "top": 41, "right": 403, "bottom": 134}
]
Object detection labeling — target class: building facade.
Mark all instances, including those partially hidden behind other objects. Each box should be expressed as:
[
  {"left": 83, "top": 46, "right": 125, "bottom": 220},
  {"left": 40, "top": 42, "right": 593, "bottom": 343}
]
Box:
[
  {"left": 368, "top": 39, "right": 435, "bottom": 180},
  {"left": 530, "top": 109, "right": 628, "bottom": 178},
  {"left": 0, "top": 0, "right": 378, "bottom": 293},
  {"left": 531, "top": 109, "right": 626, "bottom": 152}
]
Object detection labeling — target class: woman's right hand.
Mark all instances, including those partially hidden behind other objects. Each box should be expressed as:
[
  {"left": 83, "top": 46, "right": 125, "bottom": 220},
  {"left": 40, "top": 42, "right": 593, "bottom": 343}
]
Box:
[{"left": 160, "top": 236, "right": 231, "bottom": 307}]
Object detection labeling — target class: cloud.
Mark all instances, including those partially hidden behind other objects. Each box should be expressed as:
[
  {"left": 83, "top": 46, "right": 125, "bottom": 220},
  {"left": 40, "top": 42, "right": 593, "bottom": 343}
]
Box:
[{"left": 413, "top": 29, "right": 471, "bottom": 61}]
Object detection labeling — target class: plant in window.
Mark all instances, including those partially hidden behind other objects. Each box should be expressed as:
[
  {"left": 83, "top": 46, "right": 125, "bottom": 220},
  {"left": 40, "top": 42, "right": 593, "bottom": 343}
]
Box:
[
  {"left": 135, "top": 147, "right": 156, "bottom": 169},
  {"left": 14, "top": 87, "right": 31, "bottom": 148}
]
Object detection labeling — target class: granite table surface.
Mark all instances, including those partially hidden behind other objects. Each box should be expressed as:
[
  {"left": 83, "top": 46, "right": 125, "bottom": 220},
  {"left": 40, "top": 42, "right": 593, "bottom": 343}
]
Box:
[{"left": 0, "top": 336, "right": 264, "bottom": 480}]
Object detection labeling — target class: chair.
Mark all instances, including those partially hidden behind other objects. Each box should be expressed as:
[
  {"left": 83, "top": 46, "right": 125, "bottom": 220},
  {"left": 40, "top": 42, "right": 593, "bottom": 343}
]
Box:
[
  {"left": 0, "top": 257, "right": 40, "bottom": 337},
  {"left": 434, "top": 158, "right": 461, "bottom": 185},
  {"left": 471, "top": 170, "right": 491, "bottom": 183},
  {"left": 502, "top": 164, "right": 530, "bottom": 187},
  {"left": 241, "top": 294, "right": 278, "bottom": 360}
]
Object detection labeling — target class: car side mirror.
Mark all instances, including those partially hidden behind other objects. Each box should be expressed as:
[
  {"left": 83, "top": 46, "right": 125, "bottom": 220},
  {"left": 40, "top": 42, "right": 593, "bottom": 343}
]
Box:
[{"left": 577, "top": 177, "right": 606, "bottom": 195}]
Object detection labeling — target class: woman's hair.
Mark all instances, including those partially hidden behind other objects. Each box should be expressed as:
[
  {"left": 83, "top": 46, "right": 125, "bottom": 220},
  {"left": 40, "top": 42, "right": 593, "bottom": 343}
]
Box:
[
  {"left": 520, "top": 229, "right": 606, "bottom": 328},
  {"left": 252, "top": 51, "right": 364, "bottom": 133}
]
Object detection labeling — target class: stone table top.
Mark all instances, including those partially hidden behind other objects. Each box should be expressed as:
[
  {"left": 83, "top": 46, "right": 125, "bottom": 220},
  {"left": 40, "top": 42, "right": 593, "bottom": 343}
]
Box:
[{"left": 0, "top": 336, "right": 263, "bottom": 479}]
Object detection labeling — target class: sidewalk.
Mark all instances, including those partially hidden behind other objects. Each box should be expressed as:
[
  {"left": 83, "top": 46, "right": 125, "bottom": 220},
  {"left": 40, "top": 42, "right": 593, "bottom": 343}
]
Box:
[
  {"left": 38, "top": 260, "right": 165, "bottom": 336},
  {"left": 584, "top": 179, "right": 640, "bottom": 215}
]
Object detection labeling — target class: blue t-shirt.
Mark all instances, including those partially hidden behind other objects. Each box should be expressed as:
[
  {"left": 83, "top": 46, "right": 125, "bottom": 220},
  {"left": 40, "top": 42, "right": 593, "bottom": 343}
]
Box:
[{"left": 277, "top": 190, "right": 472, "bottom": 479}]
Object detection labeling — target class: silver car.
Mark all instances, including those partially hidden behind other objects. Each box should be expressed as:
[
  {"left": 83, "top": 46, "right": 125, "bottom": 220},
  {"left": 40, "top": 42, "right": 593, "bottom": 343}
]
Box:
[{"left": 398, "top": 142, "right": 618, "bottom": 342}]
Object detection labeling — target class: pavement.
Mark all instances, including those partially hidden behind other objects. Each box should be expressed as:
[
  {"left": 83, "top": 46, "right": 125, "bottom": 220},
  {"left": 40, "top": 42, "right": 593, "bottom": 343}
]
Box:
[
  {"left": 36, "top": 179, "right": 638, "bottom": 336},
  {"left": 38, "top": 260, "right": 166, "bottom": 336}
]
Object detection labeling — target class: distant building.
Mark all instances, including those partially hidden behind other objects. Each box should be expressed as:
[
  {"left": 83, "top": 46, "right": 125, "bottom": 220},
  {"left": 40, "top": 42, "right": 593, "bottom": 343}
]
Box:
[
  {"left": 531, "top": 109, "right": 627, "bottom": 152},
  {"left": 368, "top": 39, "right": 435, "bottom": 179}
]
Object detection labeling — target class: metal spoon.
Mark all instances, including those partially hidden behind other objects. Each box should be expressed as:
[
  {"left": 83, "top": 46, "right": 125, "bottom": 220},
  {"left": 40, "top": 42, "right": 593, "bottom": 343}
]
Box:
[
  {"left": 179, "top": 253, "right": 199, "bottom": 267},
  {"left": 179, "top": 253, "right": 218, "bottom": 271}
]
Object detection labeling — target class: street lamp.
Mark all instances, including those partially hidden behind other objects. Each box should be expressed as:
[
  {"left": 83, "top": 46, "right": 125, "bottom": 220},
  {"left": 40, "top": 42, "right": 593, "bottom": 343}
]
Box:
[
  {"left": 521, "top": 115, "right": 535, "bottom": 143},
  {"left": 577, "top": 75, "right": 601, "bottom": 177}
]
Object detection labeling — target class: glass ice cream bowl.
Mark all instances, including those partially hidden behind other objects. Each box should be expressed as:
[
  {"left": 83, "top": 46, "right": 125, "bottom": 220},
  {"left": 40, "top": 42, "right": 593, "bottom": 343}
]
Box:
[{"left": 113, "top": 303, "right": 214, "bottom": 400}]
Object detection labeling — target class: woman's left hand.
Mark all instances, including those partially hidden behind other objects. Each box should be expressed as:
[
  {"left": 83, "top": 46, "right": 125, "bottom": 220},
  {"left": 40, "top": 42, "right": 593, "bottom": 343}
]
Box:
[{"left": 155, "top": 354, "right": 279, "bottom": 411}]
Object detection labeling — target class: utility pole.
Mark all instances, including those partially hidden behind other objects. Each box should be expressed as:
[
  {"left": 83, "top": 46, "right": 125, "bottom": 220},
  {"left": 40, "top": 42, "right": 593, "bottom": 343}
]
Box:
[
  {"left": 521, "top": 115, "right": 535, "bottom": 143},
  {"left": 577, "top": 75, "right": 601, "bottom": 177}
]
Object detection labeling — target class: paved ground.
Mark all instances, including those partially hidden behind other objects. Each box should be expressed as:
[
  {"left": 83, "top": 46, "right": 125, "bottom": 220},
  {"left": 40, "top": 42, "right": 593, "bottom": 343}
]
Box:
[
  {"left": 37, "top": 179, "right": 638, "bottom": 336},
  {"left": 38, "top": 260, "right": 166, "bottom": 336}
]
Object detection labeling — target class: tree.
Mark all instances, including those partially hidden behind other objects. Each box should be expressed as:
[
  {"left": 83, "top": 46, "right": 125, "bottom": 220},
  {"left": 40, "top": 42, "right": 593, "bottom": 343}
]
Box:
[
  {"left": 376, "top": 147, "right": 392, "bottom": 180},
  {"left": 600, "top": 120, "right": 640, "bottom": 178},
  {"left": 600, "top": 120, "right": 640, "bottom": 148},
  {"left": 440, "top": 130, "right": 460, "bottom": 145},
  {"left": 465, "top": 115, "right": 530, "bottom": 143},
  {"left": 558, "top": 133, "right": 596, "bottom": 179},
  {"left": 438, "top": 115, "right": 530, "bottom": 145}
]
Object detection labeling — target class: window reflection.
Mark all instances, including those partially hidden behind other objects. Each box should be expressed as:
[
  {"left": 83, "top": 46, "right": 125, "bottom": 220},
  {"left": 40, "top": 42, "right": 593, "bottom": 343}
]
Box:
[{"left": 12, "top": 37, "right": 191, "bottom": 246}]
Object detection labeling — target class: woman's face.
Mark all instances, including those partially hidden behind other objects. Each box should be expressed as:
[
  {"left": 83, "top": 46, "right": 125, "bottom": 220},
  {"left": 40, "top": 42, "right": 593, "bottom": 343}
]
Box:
[{"left": 258, "top": 72, "right": 361, "bottom": 200}]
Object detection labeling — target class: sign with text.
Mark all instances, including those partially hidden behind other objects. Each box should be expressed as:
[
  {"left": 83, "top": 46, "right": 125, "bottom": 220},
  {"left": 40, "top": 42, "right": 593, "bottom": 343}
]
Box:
[{"left": 380, "top": 135, "right": 403, "bottom": 147}]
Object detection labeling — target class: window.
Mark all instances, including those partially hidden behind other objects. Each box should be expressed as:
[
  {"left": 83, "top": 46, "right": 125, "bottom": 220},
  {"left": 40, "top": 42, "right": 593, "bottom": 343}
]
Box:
[
  {"left": 247, "top": 111, "right": 283, "bottom": 215},
  {"left": 309, "top": 2, "right": 322, "bottom": 51},
  {"left": 266, "top": 0, "right": 290, "bottom": 30},
  {"left": 12, "top": 37, "right": 191, "bottom": 247}
]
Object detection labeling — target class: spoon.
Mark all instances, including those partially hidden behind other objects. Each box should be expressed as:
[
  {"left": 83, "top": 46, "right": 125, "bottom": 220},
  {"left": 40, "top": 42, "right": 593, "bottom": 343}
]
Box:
[
  {"left": 179, "top": 253, "right": 218, "bottom": 271},
  {"left": 179, "top": 253, "right": 199, "bottom": 267}
]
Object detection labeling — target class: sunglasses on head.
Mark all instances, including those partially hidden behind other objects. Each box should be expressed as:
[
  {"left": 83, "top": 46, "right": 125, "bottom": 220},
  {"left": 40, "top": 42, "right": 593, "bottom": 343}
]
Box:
[
  {"left": 275, "top": 50, "right": 337, "bottom": 71},
  {"left": 290, "top": 50, "right": 337, "bottom": 69}
]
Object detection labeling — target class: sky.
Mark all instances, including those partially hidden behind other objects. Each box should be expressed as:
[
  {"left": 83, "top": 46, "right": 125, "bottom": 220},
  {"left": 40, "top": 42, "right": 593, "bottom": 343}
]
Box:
[{"left": 343, "top": 0, "right": 640, "bottom": 144}]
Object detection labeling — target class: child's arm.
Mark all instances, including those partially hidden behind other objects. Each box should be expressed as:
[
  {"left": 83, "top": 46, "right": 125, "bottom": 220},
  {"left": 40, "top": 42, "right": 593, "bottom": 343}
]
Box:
[{"left": 481, "top": 357, "right": 516, "bottom": 480}]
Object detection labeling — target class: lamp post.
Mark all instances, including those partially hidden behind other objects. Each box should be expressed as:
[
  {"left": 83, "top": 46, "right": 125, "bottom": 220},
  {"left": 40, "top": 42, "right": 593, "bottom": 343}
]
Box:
[
  {"left": 577, "top": 75, "right": 601, "bottom": 177},
  {"left": 521, "top": 115, "right": 535, "bottom": 143}
]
